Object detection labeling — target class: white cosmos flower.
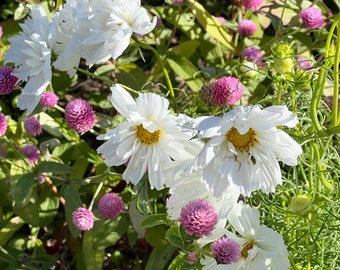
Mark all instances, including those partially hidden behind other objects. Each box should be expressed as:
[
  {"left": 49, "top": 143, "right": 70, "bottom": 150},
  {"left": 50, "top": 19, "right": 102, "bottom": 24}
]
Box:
[
  {"left": 53, "top": 0, "right": 93, "bottom": 77},
  {"left": 97, "top": 84, "right": 196, "bottom": 190},
  {"left": 5, "top": 5, "right": 58, "bottom": 113},
  {"left": 201, "top": 203, "right": 290, "bottom": 270},
  {"left": 187, "top": 105, "right": 302, "bottom": 197},
  {"left": 55, "top": 0, "right": 156, "bottom": 72}
]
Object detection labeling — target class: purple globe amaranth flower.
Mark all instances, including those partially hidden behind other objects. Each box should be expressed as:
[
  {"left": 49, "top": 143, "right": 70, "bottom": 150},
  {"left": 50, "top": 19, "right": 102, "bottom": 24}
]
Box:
[
  {"left": 0, "top": 26, "right": 2, "bottom": 37},
  {"left": 187, "top": 252, "right": 197, "bottom": 264},
  {"left": 0, "top": 66, "right": 18, "bottom": 95},
  {"left": 211, "top": 237, "right": 240, "bottom": 264},
  {"left": 242, "top": 0, "right": 263, "bottom": 11},
  {"left": 22, "top": 145, "right": 40, "bottom": 164},
  {"left": 98, "top": 192, "right": 125, "bottom": 219},
  {"left": 24, "top": 116, "right": 42, "bottom": 137},
  {"left": 216, "top": 16, "right": 227, "bottom": 24},
  {"left": 199, "top": 76, "right": 243, "bottom": 107},
  {"left": 173, "top": 0, "right": 183, "bottom": 6},
  {"left": 243, "top": 47, "right": 263, "bottom": 66},
  {"left": 179, "top": 199, "right": 217, "bottom": 238},
  {"left": 65, "top": 98, "right": 96, "bottom": 134},
  {"left": 300, "top": 7, "right": 327, "bottom": 29},
  {"left": 238, "top": 19, "right": 257, "bottom": 36},
  {"left": 0, "top": 112, "right": 7, "bottom": 136},
  {"left": 40, "top": 92, "right": 59, "bottom": 108},
  {"left": 72, "top": 207, "right": 94, "bottom": 231}
]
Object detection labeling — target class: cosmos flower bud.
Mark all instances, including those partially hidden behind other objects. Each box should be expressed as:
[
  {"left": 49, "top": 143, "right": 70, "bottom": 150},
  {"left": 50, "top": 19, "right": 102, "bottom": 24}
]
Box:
[
  {"left": 40, "top": 92, "right": 59, "bottom": 108},
  {"left": 65, "top": 98, "right": 96, "bottom": 134},
  {"left": 72, "top": 207, "right": 94, "bottom": 231},
  {"left": 22, "top": 145, "right": 40, "bottom": 164},
  {"left": 0, "top": 112, "right": 7, "bottom": 136},
  {"left": 300, "top": 7, "right": 327, "bottom": 29},
  {"left": 211, "top": 237, "right": 240, "bottom": 264},
  {"left": 0, "top": 66, "right": 18, "bottom": 95},
  {"left": 98, "top": 192, "right": 125, "bottom": 219},
  {"left": 199, "top": 76, "right": 243, "bottom": 106},
  {"left": 179, "top": 199, "right": 217, "bottom": 238},
  {"left": 238, "top": 19, "right": 257, "bottom": 36},
  {"left": 24, "top": 116, "right": 42, "bottom": 137}
]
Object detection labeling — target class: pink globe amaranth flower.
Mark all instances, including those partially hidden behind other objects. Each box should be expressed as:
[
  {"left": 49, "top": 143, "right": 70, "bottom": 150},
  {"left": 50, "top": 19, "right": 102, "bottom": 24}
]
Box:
[
  {"left": 72, "top": 207, "right": 94, "bottom": 231},
  {"left": 238, "top": 19, "right": 257, "bottom": 36},
  {"left": 300, "top": 7, "right": 327, "bottom": 29},
  {"left": 98, "top": 192, "right": 125, "bottom": 219},
  {"left": 216, "top": 16, "right": 227, "bottom": 24},
  {"left": 0, "top": 112, "right": 7, "bottom": 136},
  {"left": 37, "top": 175, "right": 46, "bottom": 184},
  {"left": 0, "top": 26, "right": 2, "bottom": 37},
  {"left": 242, "top": 0, "right": 263, "bottom": 11},
  {"left": 22, "top": 145, "right": 40, "bottom": 164},
  {"left": 179, "top": 199, "right": 217, "bottom": 238},
  {"left": 24, "top": 116, "right": 42, "bottom": 137},
  {"left": 199, "top": 76, "right": 243, "bottom": 106},
  {"left": 65, "top": 98, "right": 96, "bottom": 134},
  {"left": 0, "top": 66, "right": 18, "bottom": 95},
  {"left": 187, "top": 252, "right": 197, "bottom": 264},
  {"left": 40, "top": 92, "right": 59, "bottom": 108},
  {"left": 243, "top": 47, "right": 263, "bottom": 66},
  {"left": 296, "top": 56, "right": 313, "bottom": 70},
  {"left": 211, "top": 237, "right": 240, "bottom": 264}
]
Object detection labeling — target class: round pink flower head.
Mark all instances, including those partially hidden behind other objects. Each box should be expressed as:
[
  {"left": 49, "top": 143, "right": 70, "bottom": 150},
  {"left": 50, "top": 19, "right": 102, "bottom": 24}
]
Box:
[
  {"left": 0, "top": 66, "right": 18, "bottom": 95},
  {"left": 0, "top": 112, "right": 7, "bottom": 136},
  {"left": 243, "top": 47, "right": 263, "bottom": 66},
  {"left": 179, "top": 199, "right": 217, "bottom": 238},
  {"left": 65, "top": 98, "right": 96, "bottom": 134},
  {"left": 296, "top": 56, "right": 313, "bottom": 70},
  {"left": 211, "top": 237, "right": 240, "bottom": 264},
  {"left": 238, "top": 19, "right": 257, "bottom": 36},
  {"left": 24, "top": 116, "right": 42, "bottom": 137},
  {"left": 199, "top": 76, "right": 243, "bottom": 107},
  {"left": 98, "top": 192, "right": 125, "bottom": 219},
  {"left": 72, "top": 207, "right": 94, "bottom": 231},
  {"left": 242, "top": 0, "right": 264, "bottom": 11},
  {"left": 0, "top": 26, "right": 2, "bottom": 37},
  {"left": 22, "top": 145, "right": 40, "bottom": 164},
  {"left": 40, "top": 92, "right": 59, "bottom": 108},
  {"left": 173, "top": 0, "right": 183, "bottom": 6},
  {"left": 37, "top": 175, "right": 46, "bottom": 184},
  {"left": 187, "top": 252, "right": 197, "bottom": 264},
  {"left": 300, "top": 7, "right": 327, "bottom": 29}
]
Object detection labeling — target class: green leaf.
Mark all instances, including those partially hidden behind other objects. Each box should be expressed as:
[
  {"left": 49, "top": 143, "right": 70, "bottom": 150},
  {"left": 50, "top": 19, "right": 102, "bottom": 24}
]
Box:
[
  {"left": 16, "top": 202, "right": 40, "bottom": 227},
  {"left": 141, "top": 214, "right": 169, "bottom": 228},
  {"left": 188, "top": 1, "right": 233, "bottom": 50},
  {"left": 166, "top": 55, "right": 204, "bottom": 92},
  {"left": 169, "top": 40, "right": 200, "bottom": 58},
  {"left": 145, "top": 225, "right": 169, "bottom": 248},
  {"left": 82, "top": 213, "right": 129, "bottom": 270},
  {"left": 115, "top": 63, "right": 146, "bottom": 91},
  {"left": 0, "top": 217, "right": 25, "bottom": 247},
  {"left": 60, "top": 185, "right": 83, "bottom": 238},
  {"left": 38, "top": 185, "right": 60, "bottom": 227},
  {"left": 36, "top": 161, "right": 74, "bottom": 174},
  {"left": 145, "top": 244, "right": 177, "bottom": 270},
  {"left": 168, "top": 253, "right": 198, "bottom": 270},
  {"left": 39, "top": 112, "right": 64, "bottom": 138},
  {"left": 13, "top": 173, "right": 35, "bottom": 209},
  {"left": 165, "top": 226, "right": 184, "bottom": 250}
]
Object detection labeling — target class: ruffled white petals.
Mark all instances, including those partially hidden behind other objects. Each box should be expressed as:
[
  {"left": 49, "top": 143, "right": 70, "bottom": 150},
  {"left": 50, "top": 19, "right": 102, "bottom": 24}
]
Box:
[
  {"left": 187, "top": 105, "right": 302, "bottom": 196},
  {"left": 97, "top": 86, "right": 196, "bottom": 190},
  {"left": 5, "top": 5, "right": 57, "bottom": 113}
]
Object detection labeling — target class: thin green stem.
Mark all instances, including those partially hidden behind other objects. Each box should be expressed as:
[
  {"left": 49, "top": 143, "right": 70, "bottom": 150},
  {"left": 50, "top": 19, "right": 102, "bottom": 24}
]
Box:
[
  {"left": 310, "top": 68, "right": 325, "bottom": 132},
  {"left": 331, "top": 18, "right": 340, "bottom": 126},
  {"left": 74, "top": 67, "right": 139, "bottom": 95},
  {"left": 132, "top": 38, "right": 177, "bottom": 111},
  {"left": 88, "top": 181, "right": 104, "bottom": 211}
]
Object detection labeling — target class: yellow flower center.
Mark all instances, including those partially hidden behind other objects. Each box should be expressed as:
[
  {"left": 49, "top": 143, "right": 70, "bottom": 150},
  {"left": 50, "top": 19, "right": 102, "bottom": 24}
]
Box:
[
  {"left": 136, "top": 124, "right": 161, "bottom": 145},
  {"left": 225, "top": 127, "right": 257, "bottom": 153},
  {"left": 240, "top": 239, "right": 255, "bottom": 259}
]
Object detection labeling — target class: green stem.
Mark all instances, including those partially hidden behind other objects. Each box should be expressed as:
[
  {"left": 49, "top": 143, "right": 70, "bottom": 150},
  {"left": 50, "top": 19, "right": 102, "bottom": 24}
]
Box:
[
  {"left": 88, "top": 181, "right": 104, "bottom": 211},
  {"left": 74, "top": 67, "right": 139, "bottom": 95},
  {"left": 331, "top": 18, "right": 340, "bottom": 126},
  {"left": 310, "top": 68, "right": 325, "bottom": 132},
  {"left": 132, "top": 38, "right": 177, "bottom": 111},
  {"left": 311, "top": 142, "right": 333, "bottom": 191}
]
